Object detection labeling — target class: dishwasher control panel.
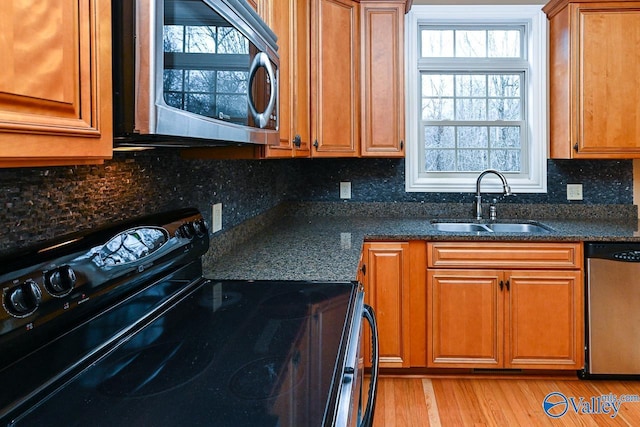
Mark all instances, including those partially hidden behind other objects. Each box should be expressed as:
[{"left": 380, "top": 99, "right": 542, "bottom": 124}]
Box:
[
  {"left": 586, "top": 242, "right": 640, "bottom": 262},
  {"left": 613, "top": 251, "right": 640, "bottom": 261}
]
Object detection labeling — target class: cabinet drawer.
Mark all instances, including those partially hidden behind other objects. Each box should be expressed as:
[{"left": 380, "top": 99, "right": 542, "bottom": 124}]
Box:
[{"left": 428, "top": 242, "right": 582, "bottom": 269}]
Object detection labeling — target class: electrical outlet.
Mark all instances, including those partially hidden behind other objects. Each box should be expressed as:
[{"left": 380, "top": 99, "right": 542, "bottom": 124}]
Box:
[
  {"left": 212, "top": 203, "right": 223, "bottom": 232},
  {"left": 340, "top": 232, "right": 352, "bottom": 249},
  {"left": 340, "top": 182, "right": 351, "bottom": 199},
  {"left": 567, "top": 184, "right": 583, "bottom": 201}
]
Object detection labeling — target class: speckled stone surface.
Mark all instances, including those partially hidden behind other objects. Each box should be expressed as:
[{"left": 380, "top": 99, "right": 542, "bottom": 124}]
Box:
[{"left": 203, "top": 202, "right": 640, "bottom": 282}]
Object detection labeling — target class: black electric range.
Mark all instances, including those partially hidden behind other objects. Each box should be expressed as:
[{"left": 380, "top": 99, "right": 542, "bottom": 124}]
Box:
[{"left": 0, "top": 209, "right": 378, "bottom": 426}]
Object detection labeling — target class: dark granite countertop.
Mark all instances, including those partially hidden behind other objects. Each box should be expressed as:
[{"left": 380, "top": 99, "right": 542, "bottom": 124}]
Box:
[{"left": 204, "top": 210, "right": 640, "bottom": 282}]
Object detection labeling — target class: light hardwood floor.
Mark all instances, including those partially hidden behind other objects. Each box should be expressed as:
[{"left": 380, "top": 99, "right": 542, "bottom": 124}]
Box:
[{"left": 368, "top": 377, "right": 640, "bottom": 426}]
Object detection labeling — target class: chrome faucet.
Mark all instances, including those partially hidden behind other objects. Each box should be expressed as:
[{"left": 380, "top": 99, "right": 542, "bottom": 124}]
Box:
[{"left": 475, "top": 169, "right": 512, "bottom": 220}]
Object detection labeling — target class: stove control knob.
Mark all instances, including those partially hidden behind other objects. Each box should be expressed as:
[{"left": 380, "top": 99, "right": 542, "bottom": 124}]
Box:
[
  {"left": 193, "top": 219, "right": 208, "bottom": 237},
  {"left": 176, "top": 223, "right": 196, "bottom": 239},
  {"left": 4, "top": 280, "right": 42, "bottom": 317},
  {"left": 44, "top": 265, "right": 76, "bottom": 297}
]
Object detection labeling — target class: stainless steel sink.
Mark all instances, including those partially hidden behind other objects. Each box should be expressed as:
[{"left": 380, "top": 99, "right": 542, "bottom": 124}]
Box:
[
  {"left": 485, "top": 222, "right": 551, "bottom": 233},
  {"left": 430, "top": 221, "right": 552, "bottom": 234},
  {"left": 431, "top": 222, "right": 492, "bottom": 233}
]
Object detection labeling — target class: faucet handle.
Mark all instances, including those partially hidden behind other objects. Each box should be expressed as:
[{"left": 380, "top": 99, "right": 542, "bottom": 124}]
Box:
[{"left": 489, "top": 198, "right": 498, "bottom": 220}]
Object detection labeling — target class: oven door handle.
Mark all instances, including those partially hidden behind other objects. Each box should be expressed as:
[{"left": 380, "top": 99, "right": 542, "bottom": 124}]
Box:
[{"left": 361, "top": 304, "right": 379, "bottom": 427}]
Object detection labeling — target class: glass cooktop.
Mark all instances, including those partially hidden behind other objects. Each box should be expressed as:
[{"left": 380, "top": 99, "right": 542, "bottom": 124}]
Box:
[{"left": 7, "top": 280, "right": 358, "bottom": 427}]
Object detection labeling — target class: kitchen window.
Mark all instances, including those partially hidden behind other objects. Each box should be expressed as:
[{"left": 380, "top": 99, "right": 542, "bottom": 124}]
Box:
[{"left": 405, "top": 5, "right": 547, "bottom": 193}]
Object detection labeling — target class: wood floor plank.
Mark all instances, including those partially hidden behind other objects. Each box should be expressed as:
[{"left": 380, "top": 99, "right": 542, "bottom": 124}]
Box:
[
  {"left": 422, "top": 379, "right": 442, "bottom": 427},
  {"left": 430, "top": 379, "right": 466, "bottom": 426},
  {"left": 590, "top": 380, "right": 640, "bottom": 425},
  {"left": 370, "top": 378, "right": 433, "bottom": 426},
  {"left": 473, "top": 379, "right": 522, "bottom": 426},
  {"left": 368, "top": 376, "right": 640, "bottom": 427},
  {"left": 498, "top": 379, "right": 554, "bottom": 427},
  {"left": 406, "top": 378, "right": 432, "bottom": 425}
]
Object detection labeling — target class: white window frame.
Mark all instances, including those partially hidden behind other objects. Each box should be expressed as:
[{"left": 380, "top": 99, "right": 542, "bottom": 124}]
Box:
[{"left": 405, "top": 5, "right": 547, "bottom": 193}]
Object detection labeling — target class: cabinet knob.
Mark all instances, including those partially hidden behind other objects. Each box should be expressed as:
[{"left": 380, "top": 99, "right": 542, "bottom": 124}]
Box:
[
  {"left": 293, "top": 135, "right": 302, "bottom": 148},
  {"left": 361, "top": 264, "right": 366, "bottom": 276},
  {"left": 573, "top": 142, "right": 579, "bottom": 152},
  {"left": 505, "top": 279, "right": 510, "bottom": 291},
  {"left": 313, "top": 139, "right": 319, "bottom": 149}
]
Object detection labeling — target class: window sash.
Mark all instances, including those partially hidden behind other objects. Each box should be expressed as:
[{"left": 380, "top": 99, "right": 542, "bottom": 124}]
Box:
[
  {"left": 404, "top": 5, "right": 547, "bottom": 193},
  {"left": 419, "top": 25, "right": 526, "bottom": 60}
]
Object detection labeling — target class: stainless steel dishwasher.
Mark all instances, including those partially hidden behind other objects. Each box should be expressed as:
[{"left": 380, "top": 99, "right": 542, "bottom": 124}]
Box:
[{"left": 585, "top": 242, "right": 640, "bottom": 378}]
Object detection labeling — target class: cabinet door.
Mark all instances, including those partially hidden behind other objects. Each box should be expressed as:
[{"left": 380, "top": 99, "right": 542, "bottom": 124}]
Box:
[
  {"left": 576, "top": 4, "right": 640, "bottom": 157},
  {"left": 505, "top": 270, "right": 583, "bottom": 369},
  {"left": 547, "top": 1, "right": 640, "bottom": 158},
  {"left": 0, "top": 0, "right": 112, "bottom": 167},
  {"left": 360, "top": 2, "right": 405, "bottom": 157},
  {"left": 261, "top": 0, "right": 311, "bottom": 158},
  {"left": 362, "top": 242, "right": 411, "bottom": 368},
  {"left": 427, "top": 269, "right": 504, "bottom": 368},
  {"left": 311, "top": 0, "right": 359, "bottom": 157}
]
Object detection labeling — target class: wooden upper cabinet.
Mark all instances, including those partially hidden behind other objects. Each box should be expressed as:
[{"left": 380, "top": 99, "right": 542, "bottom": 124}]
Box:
[
  {"left": 360, "top": 2, "right": 405, "bottom": 157},
  {"left": 544, "top": 0, "right": 640, "bottom": 158},
  {"left": 311, "top": 0, "right": 360, "bottom": 157},
  {"left": 260, "top": 0, "right": 311, "bottom": 158},
  {"left": 0, "top": 0, "right": 112, "bottom": 167}
]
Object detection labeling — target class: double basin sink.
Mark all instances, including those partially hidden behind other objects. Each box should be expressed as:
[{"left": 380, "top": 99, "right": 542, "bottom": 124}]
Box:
[{"left": 430, "top": 220, "right": 553, "bottom": 234}]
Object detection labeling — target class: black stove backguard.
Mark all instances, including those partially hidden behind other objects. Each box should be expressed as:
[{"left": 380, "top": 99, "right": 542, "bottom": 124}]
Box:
[{"left": 0, "top": 208, "right": 210, "bottom": 421}]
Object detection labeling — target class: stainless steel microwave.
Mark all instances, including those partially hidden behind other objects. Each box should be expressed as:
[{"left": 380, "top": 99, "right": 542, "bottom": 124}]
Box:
[{"left": 112, "top": 0, "right": 279, "bottom": 148}]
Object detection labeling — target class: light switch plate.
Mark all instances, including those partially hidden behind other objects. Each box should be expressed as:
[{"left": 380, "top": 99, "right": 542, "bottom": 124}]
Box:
[
  {"left": 566, "top": 184, "right": 583, "bottom": 201},
  {"left": 212, "top": 203, "right": 223, "bottom": 232},
  {"left": 340, "top": 182, "right": 351, "bottom": 199}
]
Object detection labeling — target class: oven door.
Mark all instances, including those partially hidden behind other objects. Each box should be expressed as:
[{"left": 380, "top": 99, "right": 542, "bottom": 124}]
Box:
[{"left": 335, "top": 302, "right": 379, "bottom": 427}]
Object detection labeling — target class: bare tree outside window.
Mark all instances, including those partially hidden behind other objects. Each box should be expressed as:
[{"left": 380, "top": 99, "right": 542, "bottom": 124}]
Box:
[
  {"left": 420, "top": 27, "right": 524, "bottom": 173},
  {"left": 162, "top": 20, "right": 249, "bottom": 124}
]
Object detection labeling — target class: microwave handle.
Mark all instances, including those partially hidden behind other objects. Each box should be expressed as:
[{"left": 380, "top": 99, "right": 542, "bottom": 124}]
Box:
[{"left": 248, "top": 52, "right": 276, "bottom": 129}]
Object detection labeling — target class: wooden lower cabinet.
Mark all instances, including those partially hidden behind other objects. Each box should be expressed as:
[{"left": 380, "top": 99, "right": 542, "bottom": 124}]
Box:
[
  {"left": 360, "top": 241, "right": 426, "bottom": 368},
  {"left": 427, "top": 242, "right": 584, "bottom": 371},
  {"left": 428, "top": 269, "right": 503, "bottom": 367},
  {"left": 507, "top": 270, "right": 583, "bottom": 368}
]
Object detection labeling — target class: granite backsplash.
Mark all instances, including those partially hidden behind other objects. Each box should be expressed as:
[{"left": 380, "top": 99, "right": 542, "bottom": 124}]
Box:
[
  {"left": 292, "top": 158, "right": 633, "bottom": 205},
  {"left": 0, "top": 150, "right": 298, "bottom": 254},
  {"left": 0, "top": 150, "right": 634, "bottom": 255}
]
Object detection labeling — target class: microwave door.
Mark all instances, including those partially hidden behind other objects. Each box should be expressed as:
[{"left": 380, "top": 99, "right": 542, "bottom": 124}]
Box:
[{"left": 122, "top": 0, "right": 279, "bottom": 146}]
